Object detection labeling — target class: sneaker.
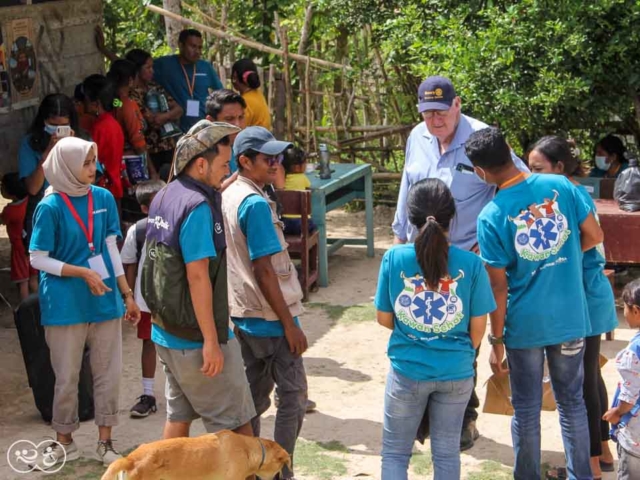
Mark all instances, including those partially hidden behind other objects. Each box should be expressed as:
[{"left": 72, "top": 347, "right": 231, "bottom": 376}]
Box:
[
  {"left": 130, "top": 395, "right": 157, "bottom": 418},
  {"left": 95, "top": 440, "right": 122, "bottom": 466},
  {"left": 41, "top": 440, "right": 80, "bottom": 467},
  {"left": 460, "top": 421, "right": 480, "bottom": 452}
]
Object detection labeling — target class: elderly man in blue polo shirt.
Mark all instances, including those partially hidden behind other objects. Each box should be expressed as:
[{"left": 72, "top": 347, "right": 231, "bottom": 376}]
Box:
[{"left": 393, "top": 76, "right": 528, "bottom": 451}]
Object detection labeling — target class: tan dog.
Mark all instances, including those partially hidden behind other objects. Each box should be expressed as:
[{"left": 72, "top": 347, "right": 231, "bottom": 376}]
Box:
[{"left": 100, "top": 430, "right": 291, "bottom": 480}]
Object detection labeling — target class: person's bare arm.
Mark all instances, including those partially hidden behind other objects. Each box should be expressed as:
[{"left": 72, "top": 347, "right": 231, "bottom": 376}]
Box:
[
  {"left": 603, "top": 400, "right": 634, "bottom": 425},
  {"left": 580, "top": 212, "right": 604, "bottom": 252},
  {"left": 124, "top": 263, "right": 137, "bottom": 291},
  {"left": 469, "top": 314, "right": 488, "bottom": 349},
  {"left": 377, "top": 311, "right": 394, "bottom": 330},
  {"left": 186, "top": 258, "right": 224, "bottom": 377},
  {"left": 253, "top": 256, "right": 308, "bottom": 355},
  {"left": 486, "top": 265, "right": 509, "bottom": 375}
]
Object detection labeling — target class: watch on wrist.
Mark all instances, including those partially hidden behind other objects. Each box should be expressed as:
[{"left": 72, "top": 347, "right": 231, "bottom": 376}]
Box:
[
  {"left": 121, "top": 289, "right": 133, "bottom": 300},
  {"left": 488, "top": 333, "right": 504, "bottom": 345}
]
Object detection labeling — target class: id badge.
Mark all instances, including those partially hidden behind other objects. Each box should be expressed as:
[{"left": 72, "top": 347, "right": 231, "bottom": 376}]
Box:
[
  {"left": 186, "top": 99, "right": 200, "bottom": 117},
  {"left": 88, "top": 254, "right": 110, "bottom": 280}
]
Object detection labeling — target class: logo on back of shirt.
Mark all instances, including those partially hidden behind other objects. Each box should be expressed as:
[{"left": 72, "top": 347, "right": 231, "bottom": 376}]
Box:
[
  {"left": 394, "top": 270, "right": 465, "bottom": 334},
  {"left": 509, "top": 189, "right": 570, "bottom": 262}
]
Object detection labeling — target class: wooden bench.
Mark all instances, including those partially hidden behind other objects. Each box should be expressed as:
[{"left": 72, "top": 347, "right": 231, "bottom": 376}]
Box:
[{"left": 276, "top": 190, "right": 319, "bottom": 301}]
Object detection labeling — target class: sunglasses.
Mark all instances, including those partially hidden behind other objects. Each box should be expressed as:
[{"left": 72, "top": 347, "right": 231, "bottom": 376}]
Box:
[{"left": 262, "top": 154, "right": 284, "bottom": 167}]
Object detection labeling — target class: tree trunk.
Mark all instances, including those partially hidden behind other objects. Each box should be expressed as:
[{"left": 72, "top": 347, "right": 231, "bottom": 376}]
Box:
[{"left": 162, "top": 0, "right": 181, "bottom": 52}]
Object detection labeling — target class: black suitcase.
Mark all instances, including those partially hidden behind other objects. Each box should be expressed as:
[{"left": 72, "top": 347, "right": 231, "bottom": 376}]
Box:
[{"left": 14, "top": 294, "right": 95, "bottom": 423}]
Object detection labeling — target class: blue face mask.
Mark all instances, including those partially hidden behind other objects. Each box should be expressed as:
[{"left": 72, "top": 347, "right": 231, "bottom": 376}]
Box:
[{"left": 44, "top": 123, "right": 57, "bottom": 135}]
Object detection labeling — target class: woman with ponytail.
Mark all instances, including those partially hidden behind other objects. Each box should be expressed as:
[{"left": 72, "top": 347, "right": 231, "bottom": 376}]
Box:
[
  {"left": 375, "top": 178, "right": 496, "bottom": 480},
  {"left": 529, "top": 135, "right": 618, "bottom": 477},
  {"left": 231, "top": 58, "right": 271, "bottom": 129}
]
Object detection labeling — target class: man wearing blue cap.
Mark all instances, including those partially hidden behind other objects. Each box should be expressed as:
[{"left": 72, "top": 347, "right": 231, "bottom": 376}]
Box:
[
  {"left": 392, "top": 76, "right": 528, "bottom": 450},
  {"left": 222, "top": 126, "right": 308, "bottom": 480}
]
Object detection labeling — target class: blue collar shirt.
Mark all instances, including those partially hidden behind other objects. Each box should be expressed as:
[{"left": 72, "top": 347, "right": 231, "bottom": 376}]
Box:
[{"left": 392, "top": 115, "right": 529, "bottom": 250}]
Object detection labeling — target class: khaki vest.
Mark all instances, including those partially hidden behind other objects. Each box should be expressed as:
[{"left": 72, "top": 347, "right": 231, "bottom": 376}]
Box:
[{"left": 222, "top": 176, "right": 304, "bottom": 320}]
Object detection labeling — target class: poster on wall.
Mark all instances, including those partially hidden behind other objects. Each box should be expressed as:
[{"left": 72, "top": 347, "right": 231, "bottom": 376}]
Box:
[
  {"left": 6, "top": 18, "right": 39, "bottom": 110},
  {"left": 0, "top": 27, "right": 11, "bottom": 113}
]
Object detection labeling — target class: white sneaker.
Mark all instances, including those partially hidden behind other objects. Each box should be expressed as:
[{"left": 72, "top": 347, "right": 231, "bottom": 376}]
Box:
[
  {"left": 95, "top": 440, "right": 122, "bottom": 466},
  {"left": 42, "top": 440, "right": 80, "bottom": 467}
]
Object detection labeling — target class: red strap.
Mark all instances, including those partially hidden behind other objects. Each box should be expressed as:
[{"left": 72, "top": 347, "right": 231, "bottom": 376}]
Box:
[{"left": 59, "top": 190, "right": 95, "bottom": 252}]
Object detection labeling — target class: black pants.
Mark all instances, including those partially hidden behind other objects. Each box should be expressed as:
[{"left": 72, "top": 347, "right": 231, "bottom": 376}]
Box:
[
  {"left": 463, "top": 346, "right": 480, "bottom": 428},
  {"left": 584, "top": 334, "right": 610, "bottom": 457}
]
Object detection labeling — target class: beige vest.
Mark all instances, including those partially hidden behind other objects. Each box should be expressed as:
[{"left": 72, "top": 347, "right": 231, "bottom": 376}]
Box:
[{"left": 222, "top": 176, "right": 304, "bottom": 320}]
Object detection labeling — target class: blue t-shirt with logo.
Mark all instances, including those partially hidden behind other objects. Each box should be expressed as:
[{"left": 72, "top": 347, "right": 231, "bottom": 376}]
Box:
[
  {"left": 151, "top": 202, "right": 235, "bottom": 349},
  {"left": 477, "top": 174, "right": 592, "bottom": 349},
  {"left": 375, "top": 244, "right": 496, "bottom": 382},
  {"left": 30, "top": 186, "right": 124, "bottom": 326},
  {"left": 231, "top": 194, "right": 301, "bottom": 337},
  {"left": 575, "top": 184, "right": 618, "bottom": 336},
  {"left": 153, "top": 55, "right": 223, "bottom": 132}
]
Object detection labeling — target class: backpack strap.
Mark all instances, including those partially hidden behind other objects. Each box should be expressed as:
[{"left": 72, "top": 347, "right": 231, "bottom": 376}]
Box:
[{"left": 135, "top": 218, "right": 147, "bottom": 261}]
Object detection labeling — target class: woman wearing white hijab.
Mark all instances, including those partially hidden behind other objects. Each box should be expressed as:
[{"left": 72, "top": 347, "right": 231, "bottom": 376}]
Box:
[{"left": 29, "top": 137, "right": 140, "bottom": 467}]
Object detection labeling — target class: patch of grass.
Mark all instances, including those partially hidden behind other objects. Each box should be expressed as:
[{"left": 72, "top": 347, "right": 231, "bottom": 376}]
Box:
[
  {"left": 466, "top": 460, "right": 512, "bottom": 480},
  {"left": 308, "top": 302, "right": 376, "bottom": 324},
  {"left": 410, "top": 451, "right": 433, "bottom": 475},
  {"left": 295, "top": 439, "right": 349, "bottom": 480}
]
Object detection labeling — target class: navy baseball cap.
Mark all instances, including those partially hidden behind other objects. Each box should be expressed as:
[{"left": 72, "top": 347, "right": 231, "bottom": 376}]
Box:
[
  {"left": 234, "top": 126, "right": 292, "bottom": 156},
  {"left": 417, "top": 76, "right": 456, "bottom": 112}
]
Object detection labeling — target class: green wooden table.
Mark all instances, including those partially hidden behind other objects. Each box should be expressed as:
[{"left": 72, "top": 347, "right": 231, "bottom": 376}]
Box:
[{"left": 307, "top": 163, "right": 374, "bottom": 287}]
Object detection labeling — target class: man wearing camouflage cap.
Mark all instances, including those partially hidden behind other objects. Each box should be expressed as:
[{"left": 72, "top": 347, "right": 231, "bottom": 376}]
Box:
[{"left": 141, "top": 120, "right": 255, "bottom": 439}]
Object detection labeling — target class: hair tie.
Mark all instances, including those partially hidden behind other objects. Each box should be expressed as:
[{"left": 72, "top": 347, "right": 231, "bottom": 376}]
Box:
[
  {"left": 242, "top": 71, "right": 253, "bottom": 84},
  {"left": 426, "top": 216, "right": 437, "bottom": 223},
  {"left": 113, "top": 98, "right": 123, "bottom": 108}
]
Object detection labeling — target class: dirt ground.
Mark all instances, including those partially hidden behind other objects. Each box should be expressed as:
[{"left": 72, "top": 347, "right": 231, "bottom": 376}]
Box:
[{"left": 0, "top": 202, "right": 634, "bottom": 479}]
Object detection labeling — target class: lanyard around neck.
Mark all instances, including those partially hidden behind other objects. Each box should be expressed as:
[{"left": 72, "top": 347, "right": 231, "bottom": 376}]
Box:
[
  {"left": 180, "top": 62, "right": 196, "bottom": 99},
  {"left": 59, "top": 190, "right": 95, "bottom": 253},
  {"left": 499, "top": 172, "right": 525, "bottom": 189}
]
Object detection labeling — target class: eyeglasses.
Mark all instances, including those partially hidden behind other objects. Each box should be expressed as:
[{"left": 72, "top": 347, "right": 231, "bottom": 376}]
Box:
[
  {"left": 262, "top": 154, "right": 284, "bottom": 167},
  {"left": 421, "top": 109, "right": 450, "bottom": 119}
]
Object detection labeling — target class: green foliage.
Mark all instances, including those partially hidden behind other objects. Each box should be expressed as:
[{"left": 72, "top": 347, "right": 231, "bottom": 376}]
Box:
[
  {"left": 103, "top": 0, "right": 168, "bottom": 56},
  {"left": 374, "top": 0, "right": 640, "bottom": 153}
]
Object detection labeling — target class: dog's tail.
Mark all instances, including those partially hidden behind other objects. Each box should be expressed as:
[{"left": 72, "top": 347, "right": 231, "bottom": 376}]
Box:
[{"left": 100, "top": 457, "right": 134, "bottom": 480}]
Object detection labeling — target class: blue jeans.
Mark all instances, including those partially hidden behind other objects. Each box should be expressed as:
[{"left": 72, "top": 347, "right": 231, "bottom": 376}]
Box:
[
  {"left": 507, "top": 340, "right": 592, "bottom": 480},
  {"left": 381, "top": 369, "right": 474, "bottom": 480}
]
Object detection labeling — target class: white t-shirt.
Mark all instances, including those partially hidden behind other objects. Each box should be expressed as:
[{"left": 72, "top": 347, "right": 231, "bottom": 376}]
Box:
[{"left": 121, "top": 224, "right": 149, "bottom": 313}]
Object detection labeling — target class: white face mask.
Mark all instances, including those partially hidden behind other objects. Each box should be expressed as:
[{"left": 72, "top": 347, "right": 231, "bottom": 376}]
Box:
[{"left": 595, "top": 155, "right": 609, "bottom": 171}]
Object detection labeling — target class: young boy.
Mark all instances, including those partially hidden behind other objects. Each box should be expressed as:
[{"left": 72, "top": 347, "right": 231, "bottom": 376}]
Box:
[
  {"left": 1, "top": 172, "right": 37, "bottom": 299},
  {"left": 120, "top": 179, "right": 165, "bottom": 417},
  {"left": 281, "top": 146, "right": 316, "bottom": 236},
  {"left": 604, "top": 278, "right": 640, "bottom": 479}
]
